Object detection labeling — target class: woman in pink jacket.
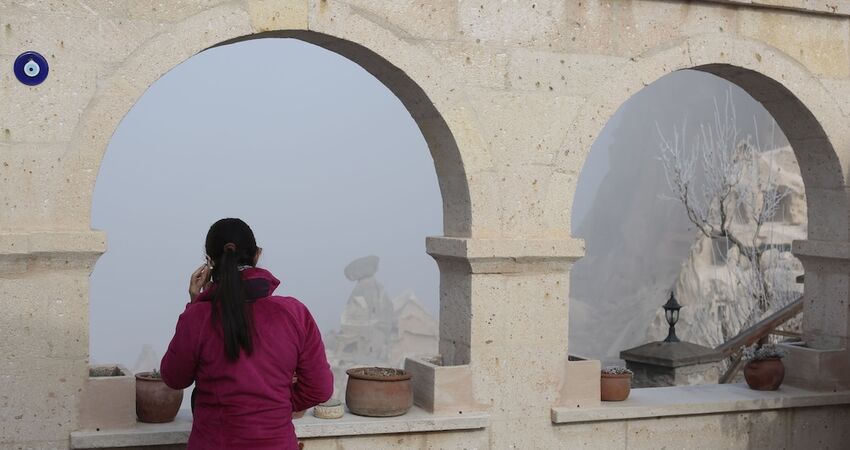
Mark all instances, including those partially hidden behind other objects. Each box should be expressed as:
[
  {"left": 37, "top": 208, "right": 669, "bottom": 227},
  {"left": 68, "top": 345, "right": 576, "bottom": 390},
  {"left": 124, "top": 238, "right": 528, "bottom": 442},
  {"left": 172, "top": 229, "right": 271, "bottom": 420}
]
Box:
[{"left": 161, "top": 218, "right": 333, "bottom": 449}]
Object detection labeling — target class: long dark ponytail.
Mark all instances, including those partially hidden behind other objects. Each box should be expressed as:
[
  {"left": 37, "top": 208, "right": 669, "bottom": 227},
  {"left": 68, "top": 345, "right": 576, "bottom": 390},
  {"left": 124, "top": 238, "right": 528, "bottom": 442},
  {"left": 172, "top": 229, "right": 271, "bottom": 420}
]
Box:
[{"left": 205, "top": 218, "right": 258, "bottom": 360}]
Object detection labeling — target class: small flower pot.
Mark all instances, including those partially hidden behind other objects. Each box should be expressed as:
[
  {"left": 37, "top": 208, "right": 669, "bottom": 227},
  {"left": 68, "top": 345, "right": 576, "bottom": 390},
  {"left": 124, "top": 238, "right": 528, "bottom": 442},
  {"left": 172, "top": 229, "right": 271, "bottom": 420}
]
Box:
[
  {"left": 600, "top": 373, "right": 632, "bottom": 401},
  {"left": 135, "top": 372, "right": 183, "bottom": 423},
  {"left": 744, "top": 358, "right": 785, "bottom": 391},
  {"left": 314, "top": 399, "right": 345, "bottom": 419},
  {"left": 345, "top": 367, "right": 412, "bottom": 417}
]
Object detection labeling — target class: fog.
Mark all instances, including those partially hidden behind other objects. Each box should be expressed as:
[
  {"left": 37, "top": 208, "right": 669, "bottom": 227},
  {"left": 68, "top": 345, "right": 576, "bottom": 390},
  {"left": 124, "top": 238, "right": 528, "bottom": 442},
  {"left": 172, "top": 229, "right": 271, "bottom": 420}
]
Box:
[
  {"left": 90, "top": 38, "right": 791, "bottom": 371},
  {"left": 90, "top": 38, "right": 442, "bottom": 369},
  {"left": 569, "top": 70, "right": 790, "bottom": 361}
]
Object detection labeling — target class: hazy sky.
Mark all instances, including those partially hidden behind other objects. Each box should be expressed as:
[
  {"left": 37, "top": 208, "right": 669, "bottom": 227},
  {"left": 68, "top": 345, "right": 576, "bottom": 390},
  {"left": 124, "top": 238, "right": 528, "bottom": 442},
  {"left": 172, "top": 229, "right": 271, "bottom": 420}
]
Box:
[
  {"left": 89, "top": 38, "right": 442, "bottom": 368},
  {"left": 569, "top": 70, "right": 791, "bottom": 360},
  {"left": 89, "top": 37, "right": 792, "bottom": 370}
]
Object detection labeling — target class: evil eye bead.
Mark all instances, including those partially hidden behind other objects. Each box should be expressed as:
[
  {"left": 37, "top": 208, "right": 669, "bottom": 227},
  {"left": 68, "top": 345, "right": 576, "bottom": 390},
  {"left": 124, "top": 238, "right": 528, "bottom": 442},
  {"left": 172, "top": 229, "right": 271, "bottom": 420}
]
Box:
[
  {"left": 23, "top": 59, "right": 40, "bottom": 77},
  {"left": 13, "top": 51, "right": 49, "bottom": 86}
]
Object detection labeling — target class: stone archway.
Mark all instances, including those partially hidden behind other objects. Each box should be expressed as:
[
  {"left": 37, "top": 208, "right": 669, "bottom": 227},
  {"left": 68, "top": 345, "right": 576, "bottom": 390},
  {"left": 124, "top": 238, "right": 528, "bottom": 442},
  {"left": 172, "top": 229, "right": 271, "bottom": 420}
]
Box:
[
  {"left": 564, "top": 33, "right": 850, "bottom": 389},
  {"left": 61, "top": 4, "right": 480, "bottom": 239},
  {"left": 59, "top": 1, "right": 483, "bottom": 413}
]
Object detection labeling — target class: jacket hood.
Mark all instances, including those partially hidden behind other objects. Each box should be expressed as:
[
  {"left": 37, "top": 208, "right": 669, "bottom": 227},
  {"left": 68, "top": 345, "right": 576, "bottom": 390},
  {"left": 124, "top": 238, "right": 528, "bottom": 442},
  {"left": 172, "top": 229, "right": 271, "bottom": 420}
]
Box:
[{"left": 195, "top": 267, "right": 281, "bottom": 303}]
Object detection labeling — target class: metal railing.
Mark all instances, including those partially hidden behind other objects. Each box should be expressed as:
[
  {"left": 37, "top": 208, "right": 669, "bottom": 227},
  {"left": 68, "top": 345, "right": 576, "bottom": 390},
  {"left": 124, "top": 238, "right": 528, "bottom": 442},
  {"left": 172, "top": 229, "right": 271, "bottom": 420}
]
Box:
[{"left": 715, "top": 296, "right": 804, "bottom": 383}]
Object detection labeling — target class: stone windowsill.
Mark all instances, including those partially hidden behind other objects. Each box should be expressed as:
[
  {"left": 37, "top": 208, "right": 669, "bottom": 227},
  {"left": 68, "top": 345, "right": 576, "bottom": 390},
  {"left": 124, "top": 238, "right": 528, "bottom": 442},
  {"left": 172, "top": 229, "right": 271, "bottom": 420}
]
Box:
[
  {"left": 70, "top": 406, "right": 488, "bottom": 449},
  {"left": 551, "top": 383, "right": 850, "bottom": 424}
]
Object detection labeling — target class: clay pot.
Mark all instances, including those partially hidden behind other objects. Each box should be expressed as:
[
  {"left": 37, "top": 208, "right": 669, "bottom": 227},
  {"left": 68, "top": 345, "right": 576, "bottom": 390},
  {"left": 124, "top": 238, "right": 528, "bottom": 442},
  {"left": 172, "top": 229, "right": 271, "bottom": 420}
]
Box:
[
  {"left": 345, "top": 367, "right": 412, "bottom": 417},
  {"left": 600, "top": 373, "right": 632, "bottom": 401},
  {"left": 135, "top": 372, "right": 183, "bottom": 423},
  {"left": 744, "top": 358, "right": 785, "bottom": 391}
]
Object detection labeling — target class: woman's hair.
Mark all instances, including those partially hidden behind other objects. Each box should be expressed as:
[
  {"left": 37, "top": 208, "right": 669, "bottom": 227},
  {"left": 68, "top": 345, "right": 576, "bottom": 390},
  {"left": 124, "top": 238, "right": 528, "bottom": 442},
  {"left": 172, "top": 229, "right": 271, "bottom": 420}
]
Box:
[{"left": 205, "top": 218, "right": 258, "bottom": 360}]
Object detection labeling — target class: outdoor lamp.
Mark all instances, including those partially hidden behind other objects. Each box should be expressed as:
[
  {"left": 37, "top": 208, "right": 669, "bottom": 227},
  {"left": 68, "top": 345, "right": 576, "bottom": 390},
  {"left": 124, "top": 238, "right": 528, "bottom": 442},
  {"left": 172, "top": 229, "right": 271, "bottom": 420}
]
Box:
[{"left": 663, "top": 292, "right": 682, "bottom": 343}]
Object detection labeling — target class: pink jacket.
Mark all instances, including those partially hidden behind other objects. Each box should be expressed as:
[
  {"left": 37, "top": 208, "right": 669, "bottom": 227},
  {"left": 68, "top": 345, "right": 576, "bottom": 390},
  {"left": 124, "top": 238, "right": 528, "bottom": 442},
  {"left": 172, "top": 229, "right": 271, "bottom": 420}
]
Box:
[{"left": 161, "top": 267, "right": 333, "bottom": 450}]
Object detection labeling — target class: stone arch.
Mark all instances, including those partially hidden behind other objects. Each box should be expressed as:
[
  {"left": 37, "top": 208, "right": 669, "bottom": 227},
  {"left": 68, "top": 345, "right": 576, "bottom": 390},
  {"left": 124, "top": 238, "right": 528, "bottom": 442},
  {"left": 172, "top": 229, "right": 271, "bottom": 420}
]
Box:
[
  {"left": 564, "top": 33, "right": 849, "bottom": 242},
  {"left": 63, "top": 4, "right": 477, "bottom": 238},
  {"left": 564, "top": 33, "right": 850, "bottom": 369}
]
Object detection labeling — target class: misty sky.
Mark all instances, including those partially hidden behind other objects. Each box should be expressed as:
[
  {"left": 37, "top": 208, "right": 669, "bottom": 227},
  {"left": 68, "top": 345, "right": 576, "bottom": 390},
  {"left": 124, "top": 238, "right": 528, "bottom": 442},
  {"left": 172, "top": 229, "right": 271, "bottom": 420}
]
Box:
[
  {"left": 89, "top": 38, "right": 442, "bottom": 368},
  {"left": 569, "top": 69, "right": 791, "bottom": 360},
  {"left": 89, "top": 37, "right": 793, "bottom": 370}
]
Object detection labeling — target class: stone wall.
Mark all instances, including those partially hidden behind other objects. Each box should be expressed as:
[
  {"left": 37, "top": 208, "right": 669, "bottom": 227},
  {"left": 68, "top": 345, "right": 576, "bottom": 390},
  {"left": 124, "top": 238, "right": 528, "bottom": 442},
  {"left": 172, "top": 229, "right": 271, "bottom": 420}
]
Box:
[{"left": 2, "top": 1, "right": 850, "bottom": 448}]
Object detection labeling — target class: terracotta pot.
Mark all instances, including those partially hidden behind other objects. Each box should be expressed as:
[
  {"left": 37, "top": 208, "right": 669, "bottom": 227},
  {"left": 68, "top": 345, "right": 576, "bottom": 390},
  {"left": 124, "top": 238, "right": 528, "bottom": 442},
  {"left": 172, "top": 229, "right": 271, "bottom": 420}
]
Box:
[
  {"left": 135, "top": 372, "right": 183, "bottom": 423},
  {"left": 345, "top": 367, "right": 412, "bottom": 417},
  {"left": 600, "top": 373, "right": 632, "bottom": 401},
  {"left": 744, "top": 358, "right": 785, "bottom": 391}
]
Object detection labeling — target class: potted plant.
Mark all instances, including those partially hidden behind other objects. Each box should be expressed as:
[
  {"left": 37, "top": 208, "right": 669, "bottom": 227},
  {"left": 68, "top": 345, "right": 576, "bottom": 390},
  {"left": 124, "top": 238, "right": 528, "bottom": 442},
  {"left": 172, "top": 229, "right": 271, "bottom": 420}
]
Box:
[
  {"left": 601, "top": 366, "right": 633, "bottom": 401},
  {"left": 345, "top": 367, "right": 412, "bottom": 417},
  {"left": 78, "top": 365, "right": 135, "bottom": 431},
  {"left": 135, "top": 369, "right": 183, "bottom": 423},
  {"left": 742, "top": 344, "right": 787, "bottom": 391}
]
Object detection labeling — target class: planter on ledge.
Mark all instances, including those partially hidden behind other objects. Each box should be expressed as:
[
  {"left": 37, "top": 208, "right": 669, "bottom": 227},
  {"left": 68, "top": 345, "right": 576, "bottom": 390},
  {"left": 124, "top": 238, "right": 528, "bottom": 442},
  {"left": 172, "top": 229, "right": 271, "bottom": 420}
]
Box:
[
  {"left": 743, "top": 344, "right": 786, "bottom": 391},
  {"left": 600, "top": 366, "right": 633, "bottom": 401},
  {"left": 403, "top": 355, "right": 486, "bottom": 414},
  {"left": 345, "top": 367, "right": 413, "bottom": 417},
  {"left": 135, "top": 370, "right": 183, "bottom": 423},
  {"left": 744, "top": 358, "right": 785, "bottom": 391},
  {"left": 78, "top": 365, "right": 135, "bottom": 431}
]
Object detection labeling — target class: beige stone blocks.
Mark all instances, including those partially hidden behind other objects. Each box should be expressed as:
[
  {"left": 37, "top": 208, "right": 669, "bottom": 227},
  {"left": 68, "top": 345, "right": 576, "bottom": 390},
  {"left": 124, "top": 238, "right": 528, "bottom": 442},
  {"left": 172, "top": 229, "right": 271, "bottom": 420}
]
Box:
[
  {"left": 247, "top": 0, "right": 309, "bottom": 32},
  {"left": 424, "top": 42, "right": 508, "bottom": 89},
  {"left": 790, "top": 404, "right": 850, "bottom": 448},
  {"left": 458, "top": 0, "right": 566, "bottom": 47},
  {"left": 1, "top": 357, "right": 87, "bottom": 447},
  {"left": 3, "top": 0, "right": 850, "bottom": 448},
  {"left": 707, "top": 0, "right": 850, "bottom": 16},
  {"left": 737, "top": 8, "right": 850, "bottom": 78},
  {"left": 793, "top": 246, "right": 850, "bottom": 349},
  {"left": 302, "top": 428, "right": 489, "bottom": 449},
  {"left": 821, "top": 78, "right": 850, "bottom": 120},
  {"left": 507, "top": 50, "right": 627, "bottom": 96},
  {"left": 343, "top": 0, "right": 460, "bottom": 41},
  {"left": 467, "top": 88, "right": 582, "bottom": 167}
]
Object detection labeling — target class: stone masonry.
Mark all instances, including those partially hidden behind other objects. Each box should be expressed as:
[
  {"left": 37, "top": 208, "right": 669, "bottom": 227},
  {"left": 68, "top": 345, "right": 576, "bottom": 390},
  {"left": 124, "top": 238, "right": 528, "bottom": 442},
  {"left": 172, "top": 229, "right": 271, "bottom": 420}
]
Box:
[{"left": 2, "top": 1, "right": 850, "bottom": 448}]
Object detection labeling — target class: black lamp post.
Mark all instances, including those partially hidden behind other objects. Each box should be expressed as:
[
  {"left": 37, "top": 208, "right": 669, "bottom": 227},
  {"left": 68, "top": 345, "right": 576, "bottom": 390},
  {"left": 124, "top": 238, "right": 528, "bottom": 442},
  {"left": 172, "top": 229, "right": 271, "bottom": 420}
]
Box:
[{"left": 663, "top": 292, "right": 682, "bottom": 343}]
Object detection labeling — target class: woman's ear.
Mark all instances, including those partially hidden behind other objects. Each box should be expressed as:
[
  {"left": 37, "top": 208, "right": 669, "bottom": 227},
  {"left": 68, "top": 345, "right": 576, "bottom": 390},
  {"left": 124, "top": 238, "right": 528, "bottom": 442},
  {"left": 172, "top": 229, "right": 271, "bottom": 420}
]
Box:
[{"left": 253, "top": 247, "right": 262, "bottom": 266}]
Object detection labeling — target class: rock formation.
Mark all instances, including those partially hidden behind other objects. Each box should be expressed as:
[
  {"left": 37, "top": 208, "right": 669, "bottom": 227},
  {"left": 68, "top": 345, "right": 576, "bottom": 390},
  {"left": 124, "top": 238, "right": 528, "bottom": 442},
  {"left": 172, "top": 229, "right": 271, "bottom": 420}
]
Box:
[
  {"left": 323, "top": 256, "right": 438, "bottom": 396},
  {"left": 570, "top": 146, "right": 805, "bottom": 361}
]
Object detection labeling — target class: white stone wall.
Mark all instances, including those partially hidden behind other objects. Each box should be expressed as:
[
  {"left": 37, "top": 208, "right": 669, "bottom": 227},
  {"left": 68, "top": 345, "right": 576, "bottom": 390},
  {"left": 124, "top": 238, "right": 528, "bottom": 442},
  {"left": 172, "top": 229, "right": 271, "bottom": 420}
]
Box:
[{"left": 2, "top": 1, "right": 850, "bottom": 448}]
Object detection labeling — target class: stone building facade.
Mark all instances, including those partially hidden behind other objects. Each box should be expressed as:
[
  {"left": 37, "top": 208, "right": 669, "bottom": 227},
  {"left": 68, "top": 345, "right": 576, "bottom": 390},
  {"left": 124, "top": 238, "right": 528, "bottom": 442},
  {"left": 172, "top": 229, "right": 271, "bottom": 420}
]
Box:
[{"left": 3, "top": 1, "right": 850, "bottom": 448}]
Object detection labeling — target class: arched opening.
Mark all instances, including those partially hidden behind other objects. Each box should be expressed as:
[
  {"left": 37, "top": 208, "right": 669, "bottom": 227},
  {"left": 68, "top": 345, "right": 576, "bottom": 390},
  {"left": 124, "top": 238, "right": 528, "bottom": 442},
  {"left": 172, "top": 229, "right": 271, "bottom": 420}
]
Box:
[
  {"left": 87, "top": 31, "right": 468, "bottom": 400},
  {"left": 568, "top": 61, "right": 847, "bottom": 387},
  {"left": 570, "top": 69, "right": 806, "bottom": 364}
]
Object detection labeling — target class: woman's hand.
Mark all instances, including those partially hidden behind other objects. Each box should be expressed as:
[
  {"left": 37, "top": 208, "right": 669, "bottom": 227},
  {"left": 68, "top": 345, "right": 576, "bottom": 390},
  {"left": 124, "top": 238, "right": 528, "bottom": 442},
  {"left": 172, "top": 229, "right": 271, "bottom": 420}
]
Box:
[{"left": 189, "top": 264, "right": 211, "bottom": 302}]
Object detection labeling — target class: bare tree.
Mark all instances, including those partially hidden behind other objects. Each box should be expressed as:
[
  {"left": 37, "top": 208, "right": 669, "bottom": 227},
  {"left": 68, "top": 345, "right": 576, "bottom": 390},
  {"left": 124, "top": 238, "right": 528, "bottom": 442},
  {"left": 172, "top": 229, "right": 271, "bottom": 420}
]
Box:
[{"left": 658, "top": 92, "right": 792, "bottom": 331}]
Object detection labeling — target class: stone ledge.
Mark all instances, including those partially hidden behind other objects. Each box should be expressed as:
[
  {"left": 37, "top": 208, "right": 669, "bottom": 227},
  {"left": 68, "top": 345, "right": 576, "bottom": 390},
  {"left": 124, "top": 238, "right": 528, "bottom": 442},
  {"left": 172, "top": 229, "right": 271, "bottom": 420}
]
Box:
[
  {"left": 0, "top": 230, "right": 106, "bottom": 255},
  {"left": 426, "top": 236, "right": 585, "bottom": 273},
  {"left": 70, "top": 406, "right": 489, "bottom": 449},
  {"left": 701, "top": 0, "right": 850, "bottom": 16},
  {"left": 551, "top": 383, "right": 850, "bottom": 424},
  {"left": 792, "top": 239, "right": 850, "bottom": 261}
]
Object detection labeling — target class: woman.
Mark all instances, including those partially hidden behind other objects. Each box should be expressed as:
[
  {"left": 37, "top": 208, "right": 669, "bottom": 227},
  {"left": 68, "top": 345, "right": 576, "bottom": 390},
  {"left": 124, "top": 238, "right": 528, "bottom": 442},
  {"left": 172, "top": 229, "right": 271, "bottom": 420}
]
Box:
[{"left": 161, "top": 218, "right": 333, "bottom": 449}]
